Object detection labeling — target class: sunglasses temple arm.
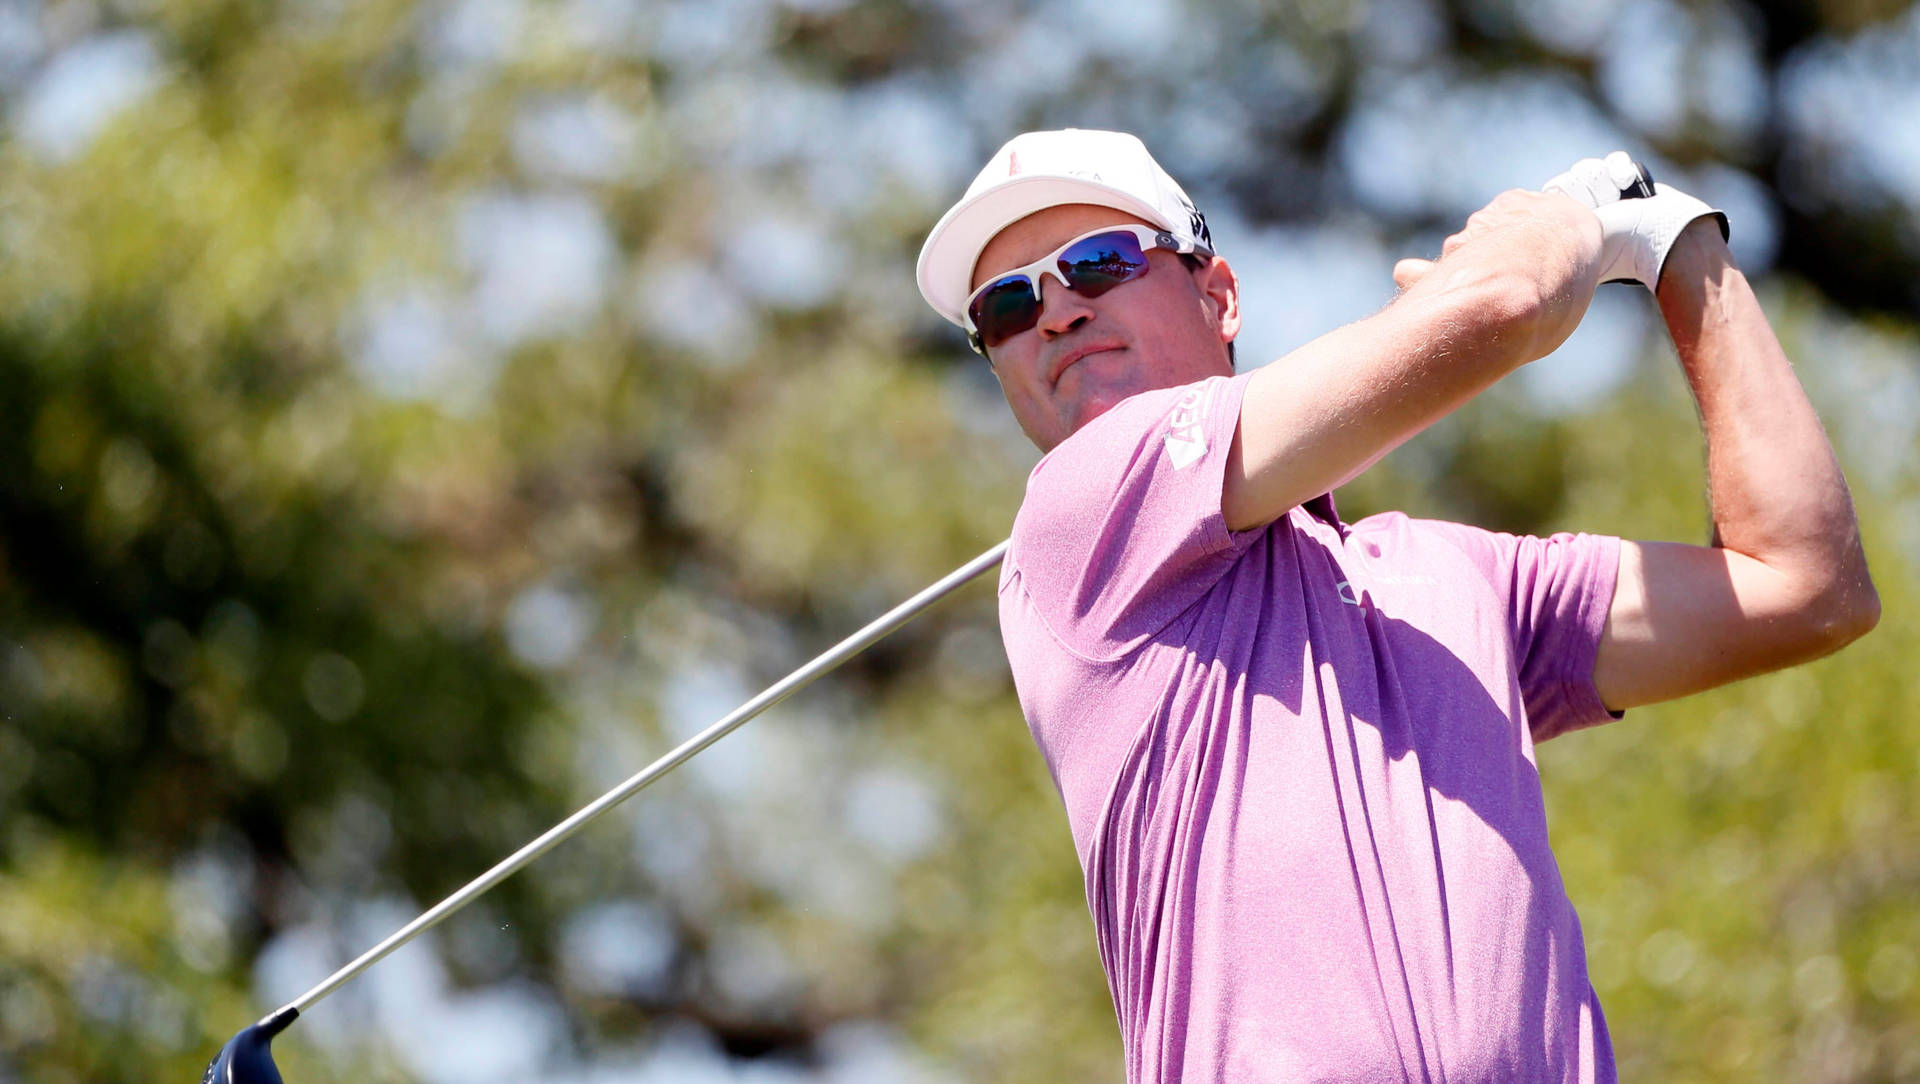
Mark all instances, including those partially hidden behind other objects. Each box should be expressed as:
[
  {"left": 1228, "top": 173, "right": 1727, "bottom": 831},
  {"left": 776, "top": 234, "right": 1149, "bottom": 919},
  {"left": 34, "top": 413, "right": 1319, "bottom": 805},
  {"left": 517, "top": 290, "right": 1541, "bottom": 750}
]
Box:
[{"left": 283, "top": 538, "right": 1012, "bottom": 1017}]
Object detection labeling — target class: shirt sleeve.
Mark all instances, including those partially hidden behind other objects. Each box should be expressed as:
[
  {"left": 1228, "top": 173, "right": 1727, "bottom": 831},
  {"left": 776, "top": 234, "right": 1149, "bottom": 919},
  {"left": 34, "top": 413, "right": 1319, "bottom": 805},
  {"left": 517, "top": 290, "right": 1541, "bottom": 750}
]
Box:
[
  {"left": 1402, "top": 520, "right": 1623, "bottom": 741},
  {"left": 1503, "top": 530, "right": 1623, "bottom": 741},
  {"left": 1005, "top": 372, "right": 1259, "bottom": 661}
]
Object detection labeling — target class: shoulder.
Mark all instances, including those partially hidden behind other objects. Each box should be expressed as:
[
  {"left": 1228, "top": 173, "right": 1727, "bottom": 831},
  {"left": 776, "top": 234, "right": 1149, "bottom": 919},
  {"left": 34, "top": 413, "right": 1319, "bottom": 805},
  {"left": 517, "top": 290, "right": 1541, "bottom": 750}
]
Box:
[
  {"left": 1013, "top": 374, "right": 1243, "bottom": 539},
  {"left": 1003, "top": 375, "right": 1264, "bottom": 658}
]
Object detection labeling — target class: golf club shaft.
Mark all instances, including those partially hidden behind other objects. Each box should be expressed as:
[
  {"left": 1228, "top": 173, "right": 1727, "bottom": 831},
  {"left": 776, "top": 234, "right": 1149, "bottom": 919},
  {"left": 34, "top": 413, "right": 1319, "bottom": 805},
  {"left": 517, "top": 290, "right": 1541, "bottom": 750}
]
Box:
[{"left": 288, "top": 539, "right": 1009, "bottom": 1015}]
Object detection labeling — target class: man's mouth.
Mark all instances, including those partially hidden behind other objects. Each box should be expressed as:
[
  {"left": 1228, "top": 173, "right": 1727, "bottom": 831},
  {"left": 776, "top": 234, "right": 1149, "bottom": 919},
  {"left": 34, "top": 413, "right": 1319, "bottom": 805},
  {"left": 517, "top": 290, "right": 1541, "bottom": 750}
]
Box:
[{"left": 1049, "top": 343, "right": 1122, "bottom": 385}]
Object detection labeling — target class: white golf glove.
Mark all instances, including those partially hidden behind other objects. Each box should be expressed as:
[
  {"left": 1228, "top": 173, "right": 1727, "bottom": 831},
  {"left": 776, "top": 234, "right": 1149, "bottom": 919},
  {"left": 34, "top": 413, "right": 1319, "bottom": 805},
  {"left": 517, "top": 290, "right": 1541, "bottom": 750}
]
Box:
[{"left": 1543, "top": 151, "right": 1728, "bottom": 291}]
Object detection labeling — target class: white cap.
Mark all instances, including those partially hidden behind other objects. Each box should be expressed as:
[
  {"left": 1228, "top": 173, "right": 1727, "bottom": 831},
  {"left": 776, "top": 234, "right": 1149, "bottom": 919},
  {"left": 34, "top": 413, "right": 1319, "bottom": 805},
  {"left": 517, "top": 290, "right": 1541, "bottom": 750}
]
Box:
[{"left": 916, "top": 129, "right": 1214, "bottom": 328}]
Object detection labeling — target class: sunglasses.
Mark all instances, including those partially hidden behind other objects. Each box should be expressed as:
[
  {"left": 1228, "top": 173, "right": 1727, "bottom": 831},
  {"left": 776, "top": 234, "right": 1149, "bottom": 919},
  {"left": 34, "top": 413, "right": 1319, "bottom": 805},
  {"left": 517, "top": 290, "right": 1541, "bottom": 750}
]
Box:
[{"left": 963, "top": 224, "right": 1211, "bottom": 355}]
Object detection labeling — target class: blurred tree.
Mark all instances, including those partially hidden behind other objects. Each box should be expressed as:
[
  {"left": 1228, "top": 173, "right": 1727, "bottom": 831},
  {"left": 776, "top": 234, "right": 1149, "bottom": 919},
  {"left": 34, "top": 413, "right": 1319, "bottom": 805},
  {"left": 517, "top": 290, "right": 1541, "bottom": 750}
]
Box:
[{"left": 0, "top": 0, "right": 1914, "bottom": 1081}]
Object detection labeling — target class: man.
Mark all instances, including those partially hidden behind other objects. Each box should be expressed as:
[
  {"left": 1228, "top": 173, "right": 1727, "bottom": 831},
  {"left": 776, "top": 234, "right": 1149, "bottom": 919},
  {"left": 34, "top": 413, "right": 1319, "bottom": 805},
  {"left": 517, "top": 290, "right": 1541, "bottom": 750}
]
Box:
[{"left": 914, "top": 129, "right": 1878, "bottom": 1082}]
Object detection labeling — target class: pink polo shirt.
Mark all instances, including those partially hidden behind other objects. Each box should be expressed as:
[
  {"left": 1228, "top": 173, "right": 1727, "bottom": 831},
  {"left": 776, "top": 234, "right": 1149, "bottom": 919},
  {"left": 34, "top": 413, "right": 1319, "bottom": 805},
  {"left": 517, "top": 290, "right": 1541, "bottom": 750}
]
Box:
[{"left": 999, "top": 372, "right": 1622, "bottom": 1083}]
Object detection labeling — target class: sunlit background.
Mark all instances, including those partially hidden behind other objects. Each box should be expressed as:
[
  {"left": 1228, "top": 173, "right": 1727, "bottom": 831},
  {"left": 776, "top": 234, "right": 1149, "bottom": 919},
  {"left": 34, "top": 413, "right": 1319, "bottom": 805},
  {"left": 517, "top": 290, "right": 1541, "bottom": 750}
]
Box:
[{"left": 1, "top": 0, "right": 1917, "bottom": 1080}]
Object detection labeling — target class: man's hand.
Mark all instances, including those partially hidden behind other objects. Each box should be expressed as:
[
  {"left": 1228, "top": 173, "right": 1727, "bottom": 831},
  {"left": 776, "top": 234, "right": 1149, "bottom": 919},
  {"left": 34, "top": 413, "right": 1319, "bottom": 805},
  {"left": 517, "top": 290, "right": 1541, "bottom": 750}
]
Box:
[
  {"left": 1541, "top": 151, "right": 1727, "bottom": 291},
  {"left": 1389, "top": 188, "right": 1607, "bottom": 365}
]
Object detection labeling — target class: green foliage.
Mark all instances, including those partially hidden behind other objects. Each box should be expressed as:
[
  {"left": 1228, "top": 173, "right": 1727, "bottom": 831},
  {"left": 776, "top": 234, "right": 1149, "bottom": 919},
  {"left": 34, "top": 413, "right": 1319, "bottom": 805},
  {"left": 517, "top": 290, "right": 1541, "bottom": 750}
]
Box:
[{"left": 0, "top": 0, "right": 1916, "bottom": 1081}]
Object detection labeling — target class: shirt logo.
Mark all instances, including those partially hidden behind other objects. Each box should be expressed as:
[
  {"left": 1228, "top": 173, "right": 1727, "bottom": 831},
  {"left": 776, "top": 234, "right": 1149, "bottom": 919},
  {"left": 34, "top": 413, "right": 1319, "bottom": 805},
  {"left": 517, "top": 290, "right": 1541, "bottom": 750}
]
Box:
[
  {"left": 1336, "top": 580, "right": 1361, "bottom": 605},
  {"left": 1164, "top": 382, "right": 1213, "bottom": 469}
]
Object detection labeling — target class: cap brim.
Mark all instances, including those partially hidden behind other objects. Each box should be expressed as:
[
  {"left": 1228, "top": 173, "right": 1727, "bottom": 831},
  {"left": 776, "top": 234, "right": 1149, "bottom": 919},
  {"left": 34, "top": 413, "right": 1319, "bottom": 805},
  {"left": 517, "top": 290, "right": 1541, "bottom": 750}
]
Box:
[{"left": 916, "top": 176, "right": 1176, "bottom": 327}]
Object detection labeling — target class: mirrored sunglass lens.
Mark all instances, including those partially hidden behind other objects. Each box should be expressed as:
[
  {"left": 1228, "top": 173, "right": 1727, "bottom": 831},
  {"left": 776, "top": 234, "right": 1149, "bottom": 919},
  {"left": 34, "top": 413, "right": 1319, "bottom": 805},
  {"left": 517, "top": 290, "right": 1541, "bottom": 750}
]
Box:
[
  {"left": 1059, "top": 232, "right": 1149, "bottom": 297},
  {"left": 969, "top": 277, "right": 1041, "bottom": 347}
]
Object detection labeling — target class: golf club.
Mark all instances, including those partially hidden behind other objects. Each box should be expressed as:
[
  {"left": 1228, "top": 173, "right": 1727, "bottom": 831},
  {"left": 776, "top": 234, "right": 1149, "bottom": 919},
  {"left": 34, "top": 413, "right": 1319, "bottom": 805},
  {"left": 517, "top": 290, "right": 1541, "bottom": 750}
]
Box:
[{"left": 203, "top": 539, "right": 1009, "bottom": 1083}]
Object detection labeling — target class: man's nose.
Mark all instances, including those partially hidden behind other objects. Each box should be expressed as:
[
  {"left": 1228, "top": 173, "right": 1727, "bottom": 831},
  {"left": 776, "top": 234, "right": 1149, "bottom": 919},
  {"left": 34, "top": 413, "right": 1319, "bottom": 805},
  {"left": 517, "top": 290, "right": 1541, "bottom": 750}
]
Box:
[{"left": 1035, "top": 281, "right": 1094, "bottom": 338}]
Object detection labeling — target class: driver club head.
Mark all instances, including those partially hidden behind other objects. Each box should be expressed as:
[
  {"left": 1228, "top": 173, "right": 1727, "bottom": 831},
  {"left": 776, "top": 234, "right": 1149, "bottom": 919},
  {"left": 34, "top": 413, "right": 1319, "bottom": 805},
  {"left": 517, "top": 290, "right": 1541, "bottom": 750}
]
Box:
[{"left": 202, "top": 1007, "right": 298, "bottom": 1084}]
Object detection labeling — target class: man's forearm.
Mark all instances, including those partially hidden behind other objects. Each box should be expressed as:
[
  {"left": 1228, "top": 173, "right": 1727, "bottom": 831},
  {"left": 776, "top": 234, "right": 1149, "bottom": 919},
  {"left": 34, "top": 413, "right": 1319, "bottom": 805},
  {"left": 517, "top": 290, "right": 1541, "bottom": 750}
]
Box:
[
  {"left": 1225, "top": 190, "right": 1604, "bottom": 532},
  {"left": 1654, "top": 221, "right": 1878, "bottom": 629},
  {"left": 1225, "top": 273, "right": 1537, "bottom": 531}
]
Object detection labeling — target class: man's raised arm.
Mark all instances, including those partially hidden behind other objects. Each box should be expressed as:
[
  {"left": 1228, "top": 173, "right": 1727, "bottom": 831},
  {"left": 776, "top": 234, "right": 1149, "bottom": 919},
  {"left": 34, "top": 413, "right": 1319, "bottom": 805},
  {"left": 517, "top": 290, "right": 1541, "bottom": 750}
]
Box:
[
  {"left": 1223, "top": 189, "right": 1604, "bottom": 532},
  {"left": 1592, "top": 223, "right": 1879, "bottom": 710}
]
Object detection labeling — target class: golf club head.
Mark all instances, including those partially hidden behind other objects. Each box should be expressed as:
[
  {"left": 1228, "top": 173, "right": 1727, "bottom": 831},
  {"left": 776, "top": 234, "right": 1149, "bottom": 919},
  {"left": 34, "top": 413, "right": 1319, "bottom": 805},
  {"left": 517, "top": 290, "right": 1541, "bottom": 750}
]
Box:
[{"left": 202, "top": 1006, "right": 298, "bottom": 1084}]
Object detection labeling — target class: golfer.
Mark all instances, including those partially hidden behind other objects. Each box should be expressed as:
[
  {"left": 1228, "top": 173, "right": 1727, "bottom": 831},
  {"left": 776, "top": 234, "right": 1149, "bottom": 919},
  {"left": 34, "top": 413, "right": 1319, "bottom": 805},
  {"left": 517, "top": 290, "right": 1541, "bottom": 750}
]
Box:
[{"left": 915, "top": 130, "right": 1878, "bottom": 1082}]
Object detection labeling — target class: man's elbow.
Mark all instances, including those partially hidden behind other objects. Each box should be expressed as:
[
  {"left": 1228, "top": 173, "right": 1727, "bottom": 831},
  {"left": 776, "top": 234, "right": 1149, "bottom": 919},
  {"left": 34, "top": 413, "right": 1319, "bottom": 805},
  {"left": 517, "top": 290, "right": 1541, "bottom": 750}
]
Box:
[
  {"left": 1829, "top": 579, "right": 1881, "bottom": 645},
  {"left": 1797, "top": 570, "right": 1880, "bottom": 656}
]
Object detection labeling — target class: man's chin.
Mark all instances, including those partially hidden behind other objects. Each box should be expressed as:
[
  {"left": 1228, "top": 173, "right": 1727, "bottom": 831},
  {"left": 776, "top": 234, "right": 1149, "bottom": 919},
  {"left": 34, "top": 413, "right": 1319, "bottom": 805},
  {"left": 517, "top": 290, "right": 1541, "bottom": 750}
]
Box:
[
  {"left": 1054, "top": 372, "right": 1164, "bottom": 442},
  {"left": 1065, "top": 393, "right": 1128, "bottom": 437},
  {"left": 1040, "top": 392, "right": 1129, "bottom": 451}
]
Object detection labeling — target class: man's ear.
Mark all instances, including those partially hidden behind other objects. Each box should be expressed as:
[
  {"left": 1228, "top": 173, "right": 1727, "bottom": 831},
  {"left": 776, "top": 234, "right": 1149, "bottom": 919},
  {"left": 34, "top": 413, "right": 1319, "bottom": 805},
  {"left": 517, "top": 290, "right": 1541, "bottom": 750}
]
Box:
[{"left": 1196, "top": 255, "right": 1242, "bottom": 346}]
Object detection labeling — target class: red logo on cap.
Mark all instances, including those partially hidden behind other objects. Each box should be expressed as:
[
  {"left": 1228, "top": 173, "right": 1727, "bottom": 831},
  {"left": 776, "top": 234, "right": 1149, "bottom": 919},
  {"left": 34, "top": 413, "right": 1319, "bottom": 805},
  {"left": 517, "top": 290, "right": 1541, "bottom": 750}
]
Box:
[{"left": 1008, "top": 151, "right": 1021, "bottom": 176}]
